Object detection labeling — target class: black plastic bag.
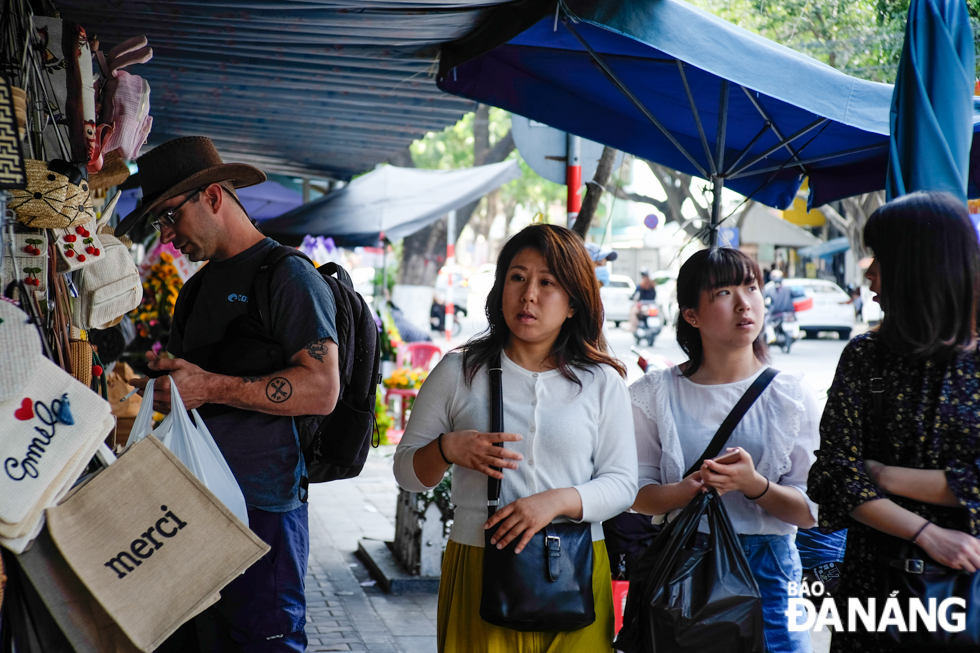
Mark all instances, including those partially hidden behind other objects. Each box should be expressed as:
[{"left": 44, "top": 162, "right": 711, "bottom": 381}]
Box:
[{"left": 615, "top": 491, "right": 764, "bottom": 653}]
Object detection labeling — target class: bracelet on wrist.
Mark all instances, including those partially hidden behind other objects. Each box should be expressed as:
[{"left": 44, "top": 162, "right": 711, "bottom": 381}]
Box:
[
  {"left": 910, "top": 520, "right": 931, "bottom": 545},
  {"left": 745, "top": 477, "right": 770, "bottom": 501},
  {"left": 437, "top": 432, "right": 452, "bottom": 466}
]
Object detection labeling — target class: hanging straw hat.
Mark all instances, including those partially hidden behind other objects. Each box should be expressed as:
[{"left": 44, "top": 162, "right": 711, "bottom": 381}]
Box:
[
  {"left": 115, "top": 136, "right": 265, "bottom": 236},
  {"left": 88, "top": 150, "right": 131, "bottom": 191}
]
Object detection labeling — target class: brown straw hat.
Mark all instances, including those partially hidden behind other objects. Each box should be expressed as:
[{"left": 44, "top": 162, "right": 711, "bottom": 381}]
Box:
[{"left": 115, "top": 136, "right": 265, "bottom": 236}]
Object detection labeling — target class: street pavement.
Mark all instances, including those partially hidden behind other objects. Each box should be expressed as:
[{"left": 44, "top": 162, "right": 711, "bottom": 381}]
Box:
[{"left": 306, "top": 317, "right": 857, "bottom": 652}]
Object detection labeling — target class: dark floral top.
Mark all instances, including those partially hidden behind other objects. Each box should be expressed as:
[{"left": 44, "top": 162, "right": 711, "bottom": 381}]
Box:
[{"left": 808, "top": 331, "right": 980, "bottom": 652}]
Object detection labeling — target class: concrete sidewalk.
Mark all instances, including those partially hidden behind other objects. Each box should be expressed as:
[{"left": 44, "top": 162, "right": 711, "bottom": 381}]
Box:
[{"left": 305, "top": 445, "right": 438, "bottom": 653}]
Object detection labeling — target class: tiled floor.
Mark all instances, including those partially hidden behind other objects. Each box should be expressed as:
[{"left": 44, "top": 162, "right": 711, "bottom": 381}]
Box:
[{"left": 305, "top": 446, "right": 438, "bottom": 653}]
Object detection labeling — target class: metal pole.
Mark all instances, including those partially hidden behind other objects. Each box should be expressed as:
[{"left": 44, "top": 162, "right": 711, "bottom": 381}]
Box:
[
  {"left": 710, "top": 81, "right": 730, "bottom": 248},
  {"left": 566, "top": 134, "right": 582, "bottom": 228},
  {"left": 302, "top": 178, "right": 311, "bottom": 204},
  {"left": 445, "top": 210, "right": 456, "bottom": 342}
]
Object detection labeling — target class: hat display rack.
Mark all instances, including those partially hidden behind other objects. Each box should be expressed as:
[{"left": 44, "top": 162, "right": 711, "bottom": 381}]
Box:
[{"left": 0, "top": 1, "right": 152, "bottom": 641}]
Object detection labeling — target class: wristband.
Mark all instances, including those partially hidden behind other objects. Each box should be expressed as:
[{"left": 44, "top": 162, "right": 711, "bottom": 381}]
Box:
[
  {"left": 745, "top": 477, "right": 770, "bottom": 501},
  {"left": 437, "top": 432, "right": 452, "bottom": 466},
  {"left": 910, "top": 520, "right": 930, "bottom": 545}
]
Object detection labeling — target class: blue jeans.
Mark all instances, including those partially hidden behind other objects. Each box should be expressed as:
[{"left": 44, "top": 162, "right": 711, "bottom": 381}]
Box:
[
  {"left": 197, "top": 504, "right": 310, "bottom": 652},
  {"left": 740, "top": 533, "right": 810, "bottom": 653},
  {"left": 795, "top": 527, "right": 847, "bottom": 569}
]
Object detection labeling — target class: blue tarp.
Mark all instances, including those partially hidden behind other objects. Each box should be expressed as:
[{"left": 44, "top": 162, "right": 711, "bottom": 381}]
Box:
[
  {"left": 887, "top": 0, "right": 975, "bottom": 202},
  {"left": 797, "top": 236, "right": 850, "bottom": 260},
  {"left": 438, "top": 0, "right": 980, "bottom": 213}
]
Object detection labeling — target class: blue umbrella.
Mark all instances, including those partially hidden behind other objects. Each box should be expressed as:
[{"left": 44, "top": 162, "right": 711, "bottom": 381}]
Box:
[
  {"left": 437, "top": 0, "right": 980, "bottom": 244},
  {"left": 886, "top": 0, "right": 975, "bottom": 202}
]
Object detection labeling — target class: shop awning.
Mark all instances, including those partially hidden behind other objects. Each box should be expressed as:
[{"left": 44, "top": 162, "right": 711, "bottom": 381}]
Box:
[
  {"left": 797, "top": 236, "right": 851, "bottom": 259},
  {"left": 56, "top": 1, "right": 512, "bottom": 180},
  {"left": 726, "top": 204, "right": 822, "bottom": 248},
  {"left": 259, "top": 159, "right": 522, "bottom": 246}
]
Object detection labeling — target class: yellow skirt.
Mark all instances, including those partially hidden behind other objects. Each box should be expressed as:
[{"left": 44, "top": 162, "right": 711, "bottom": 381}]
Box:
[{"left": 437, "top": 539, "right": 615, "bottom": 653}]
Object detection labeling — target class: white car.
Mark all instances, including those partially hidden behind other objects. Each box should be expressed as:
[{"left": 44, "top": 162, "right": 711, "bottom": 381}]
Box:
[
  {"left": 601, "top": 274, "right": 636, "bottom": 327},
  {"left": 779, "top": 278, "right": 856, "bottom": 339}
]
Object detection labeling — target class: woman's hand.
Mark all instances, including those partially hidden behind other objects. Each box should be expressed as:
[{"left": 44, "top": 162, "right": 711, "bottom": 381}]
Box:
[
  {"left": 700, "top": 447, "right": 767, "bottom": 498},
  {"left": 484, "top": 488, "right": 581, "bottom": 554},
  {"left": 865, "top": 459, "right": 887, "bottom": 488},
  {"left": 916, "top": 523, "right": 980, "bottom": 572},
  {"left": 441, "top": 430, "right": 524, "bottom": 480},
  {"left": 680, "top": 470, "right": 705, "bottom": 500}
]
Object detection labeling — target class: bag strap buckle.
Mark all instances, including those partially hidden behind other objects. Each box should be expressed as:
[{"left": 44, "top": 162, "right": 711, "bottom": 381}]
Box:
[
  {"left": 904, "top": 559, "right": 925, "bottom": 574},
  {"left": 870, "top": 377, "right": 885, "bottom": 394},
  {"left": 546, "top": 534, "right": 561, "bottom": 551},
  {"left": 487, "top": 499, "right": 499, "bottom": 507}
]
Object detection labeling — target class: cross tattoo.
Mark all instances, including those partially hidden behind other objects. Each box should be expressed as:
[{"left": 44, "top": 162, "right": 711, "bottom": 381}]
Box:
[{"left": 266, "top": 377, "right": 292, "bottom": 403}]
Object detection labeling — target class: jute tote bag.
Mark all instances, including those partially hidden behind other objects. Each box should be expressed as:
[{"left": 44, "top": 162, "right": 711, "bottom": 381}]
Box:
[{"left": 47, "top": 436, "right": 270, "bottom": 652}]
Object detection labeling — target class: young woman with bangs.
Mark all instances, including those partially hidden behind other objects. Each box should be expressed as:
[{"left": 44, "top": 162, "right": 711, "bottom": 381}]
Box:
[
  {"left": 808, "top": 191, "right": 980, "bottom": 653},
  {"left": 393, "top": 224, "right": 638, "bottom": 652},
  {"left": 630, "top": 247, "right": 820, "bottom": 653}
]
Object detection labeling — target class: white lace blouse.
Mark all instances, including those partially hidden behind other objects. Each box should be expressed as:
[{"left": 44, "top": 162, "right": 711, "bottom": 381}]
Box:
[{"left": 630, "top": 366, "right": 820, "bottom": 535}]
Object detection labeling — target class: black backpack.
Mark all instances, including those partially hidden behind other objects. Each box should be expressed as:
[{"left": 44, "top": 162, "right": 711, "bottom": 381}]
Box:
[
  {"left": 173, "top": 245, "right": 381, "bottom": 489},
  {"left": 253, "top": 247, "right": 382, "bottom": 485}
]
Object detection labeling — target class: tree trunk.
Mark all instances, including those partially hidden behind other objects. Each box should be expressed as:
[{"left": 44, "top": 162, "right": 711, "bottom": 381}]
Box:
[{"left": 572, "top": 146, "right": 619, "bottom": 238}]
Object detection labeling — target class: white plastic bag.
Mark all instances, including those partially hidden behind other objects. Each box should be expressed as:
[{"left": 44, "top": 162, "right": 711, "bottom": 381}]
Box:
[
  {"left": 126, "top": 377, "right": 172, "bottom": 447},
  {"left": 165, "top": 380, "right": 250, "bottom": 527}
]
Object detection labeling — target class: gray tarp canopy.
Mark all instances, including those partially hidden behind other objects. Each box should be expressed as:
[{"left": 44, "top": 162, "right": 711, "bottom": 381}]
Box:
[{"left": 260, "top": 160, "right": 522, "bottom": 246}]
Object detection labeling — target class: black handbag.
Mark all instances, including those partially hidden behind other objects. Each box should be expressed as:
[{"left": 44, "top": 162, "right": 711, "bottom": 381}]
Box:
[
  {"left": 616, "top": 367, "right": 778, "bottom": 653},
  {"left": 869, "top": 359, "right": 980, "bottom": 649},
  {"left": 479, "top": 358, "right": 596, "bottom": 632}
]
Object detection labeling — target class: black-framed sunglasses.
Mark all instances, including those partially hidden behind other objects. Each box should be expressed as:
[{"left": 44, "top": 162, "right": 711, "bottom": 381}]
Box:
[{"left": 149, "top": 187, "right": 204, "bottom": 233}]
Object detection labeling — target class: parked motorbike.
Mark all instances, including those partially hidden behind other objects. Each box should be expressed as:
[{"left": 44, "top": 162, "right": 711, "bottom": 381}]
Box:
[
  {"left": 764, "top": 311, "right": 800, "bottom": 354},
  {"left": 633, "top": 301, "right": 662, "bottom": 346}
]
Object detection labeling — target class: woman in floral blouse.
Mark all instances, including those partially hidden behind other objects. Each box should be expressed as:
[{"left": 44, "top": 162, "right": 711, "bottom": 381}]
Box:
[{"left": 808, "top": 191, "right": 980, "bottom": 652}]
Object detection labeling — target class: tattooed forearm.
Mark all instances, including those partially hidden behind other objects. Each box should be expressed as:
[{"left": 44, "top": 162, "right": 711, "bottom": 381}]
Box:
[
  {"left": 266, "top": 377, "right": 292, "bottom": 403},
  {"left": 242, "top": 376, "right": 262, "bottom": 383},
  {"left": 304, "top": 337, "right": 330, "bottom": 363}
]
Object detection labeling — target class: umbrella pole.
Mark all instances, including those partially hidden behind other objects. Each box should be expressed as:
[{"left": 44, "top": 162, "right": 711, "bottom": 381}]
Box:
[
  {"left": 710, "top": 176, "right": 723, "bottom": 248},
  {"left": 381, "top": 235, "right": 388, "bottom": 306},
  {"left": 710, "top": 81, "right": 730, "bottom": 249}
]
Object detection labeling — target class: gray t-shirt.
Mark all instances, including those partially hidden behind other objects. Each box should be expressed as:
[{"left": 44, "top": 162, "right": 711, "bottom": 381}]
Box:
[{"left": 169, "top": 238, "right": 337, "bottom": 512}]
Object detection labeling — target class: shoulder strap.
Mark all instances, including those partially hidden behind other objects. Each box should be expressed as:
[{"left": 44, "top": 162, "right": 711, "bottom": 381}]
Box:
[
  {"left": 252, "top": 246, "right": 315, "bottom": 330},
  {"left": 486, "top": 355, "right": 504, "bottom": 518},
  {"left": 683, "top": 367, "right": 780, "bottom": 477}
]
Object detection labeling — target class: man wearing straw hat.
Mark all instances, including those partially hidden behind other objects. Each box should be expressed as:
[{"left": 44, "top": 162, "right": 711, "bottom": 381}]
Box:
[{"left": 121, "top": 136, "right": 339, "bottom": 652}]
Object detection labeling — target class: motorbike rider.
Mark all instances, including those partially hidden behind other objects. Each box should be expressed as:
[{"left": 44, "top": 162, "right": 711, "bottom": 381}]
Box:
[
  {"left": 764, "top": 269, "right": 795, "bottom": 314},
  {"left": 628, "top": 269, "right": 657, "bottom": 332},
  {"left": 764, "top": 270, "right": 796, "bottom": 350}
]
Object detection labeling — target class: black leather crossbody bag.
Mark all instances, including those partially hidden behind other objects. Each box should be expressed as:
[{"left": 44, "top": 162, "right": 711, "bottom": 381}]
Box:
[{"left": 479, "top": 358, "right": 595, "bottom": 632}]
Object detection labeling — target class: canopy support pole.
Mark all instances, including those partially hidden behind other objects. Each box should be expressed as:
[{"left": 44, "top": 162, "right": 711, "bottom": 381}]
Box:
[
  {"left": 728, "top": 142, "right": 887, "bottom": 179},
  {"left": 677, "top": 61, "right": 716, "bottom": 177},
  {"left": 740, "top": 86, "right": 809, "bottom": 172},
  {"left": 710, "top": 81, "right": 729, "bottom": 248},
  {"left": 728, "top": 117, "right": 829, "bottom": 179},
  {"left": 562, "top": 17, "right": 709, "bottom": 179}
]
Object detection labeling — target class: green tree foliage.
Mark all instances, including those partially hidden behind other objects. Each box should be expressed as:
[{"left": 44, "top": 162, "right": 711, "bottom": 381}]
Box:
[{"left": 689, "top": 0, "right": 980, "bottom": 82}]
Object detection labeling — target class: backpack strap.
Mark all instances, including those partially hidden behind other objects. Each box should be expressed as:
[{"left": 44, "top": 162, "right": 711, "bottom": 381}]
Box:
[
  {"left": 683, "top": 367, "right": 779, "bottom": 477},
  {"left": 252, "top": 246, "right": 316, "bottom": 331}
]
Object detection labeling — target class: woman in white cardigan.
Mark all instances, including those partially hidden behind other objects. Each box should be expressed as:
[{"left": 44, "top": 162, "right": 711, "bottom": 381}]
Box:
[
  {"left": 394, "top": 224, "right": 637, "bottom": 653},
  {"left": 630, "top": 248, "right": 819, "bottom": 653}
]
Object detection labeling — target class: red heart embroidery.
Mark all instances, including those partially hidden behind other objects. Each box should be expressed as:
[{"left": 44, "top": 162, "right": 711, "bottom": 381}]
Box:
[{"left": 14, "top": 398, "right": 33, "bottom": 421}]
